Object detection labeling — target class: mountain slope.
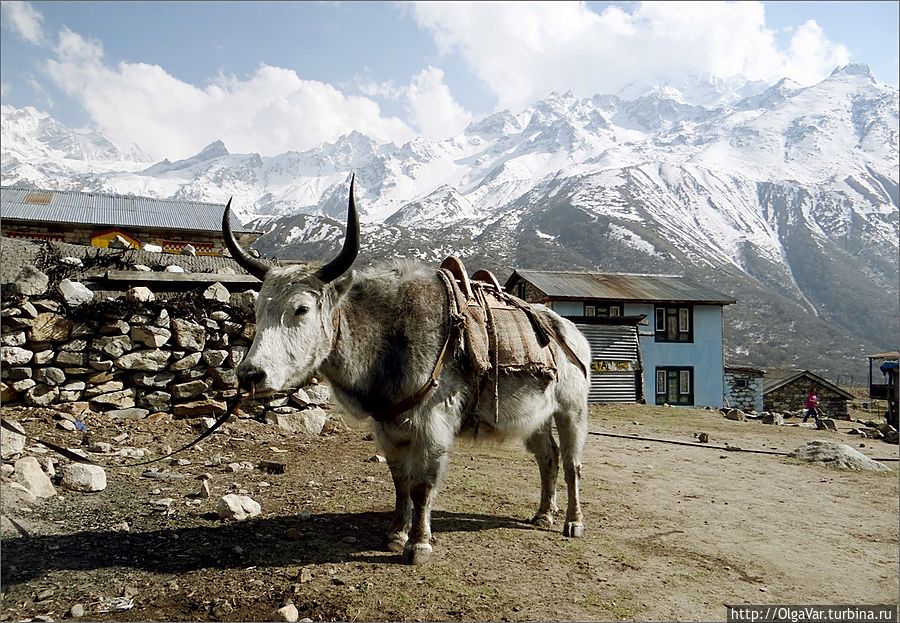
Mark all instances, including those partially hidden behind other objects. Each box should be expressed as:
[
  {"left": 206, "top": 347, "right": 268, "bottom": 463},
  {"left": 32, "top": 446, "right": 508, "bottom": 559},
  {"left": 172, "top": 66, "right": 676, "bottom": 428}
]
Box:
[{"left": 2, "top": 65, "right": 897, "bottom": 381}]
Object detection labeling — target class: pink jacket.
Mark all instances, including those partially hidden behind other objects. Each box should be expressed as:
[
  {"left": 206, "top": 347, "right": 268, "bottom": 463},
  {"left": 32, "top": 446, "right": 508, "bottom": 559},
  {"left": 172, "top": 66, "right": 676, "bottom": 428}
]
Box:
[{"left": 805, "top": 393, "right": 818, "bottom": 409}]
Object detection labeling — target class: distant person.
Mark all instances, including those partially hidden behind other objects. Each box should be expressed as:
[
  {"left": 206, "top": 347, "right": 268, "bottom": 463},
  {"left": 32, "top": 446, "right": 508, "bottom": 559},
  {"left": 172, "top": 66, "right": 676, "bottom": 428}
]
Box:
[{"left": 802, "top": 388, "right": 820, "bottom": 424}]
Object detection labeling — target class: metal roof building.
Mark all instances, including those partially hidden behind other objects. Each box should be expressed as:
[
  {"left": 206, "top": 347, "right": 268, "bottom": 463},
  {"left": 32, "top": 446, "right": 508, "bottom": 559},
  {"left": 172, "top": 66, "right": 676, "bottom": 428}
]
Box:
[
  {"left": 0, "top": 186, "right": 259, "bottom": 255},
  {"left": 0, "top": 186, "right": 255, "bottom": 234},
  {"left": 505, "top": 270, "right": 736, "bottom": 305}
]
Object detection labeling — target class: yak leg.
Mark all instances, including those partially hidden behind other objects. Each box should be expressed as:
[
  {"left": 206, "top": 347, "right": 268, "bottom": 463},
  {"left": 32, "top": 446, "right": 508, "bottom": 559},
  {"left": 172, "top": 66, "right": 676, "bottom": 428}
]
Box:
[
  {"left": 524, "top": 419, "right": 560, "bottom": 528},
  {"left": 554, "top": 406, "right": 587, "bottom": 538},
  {"left": 385, "top": 460, "right": 412, "bottom": 553},
  {"left": 402, "top": 448, "right": 450, "bottom": 565}
]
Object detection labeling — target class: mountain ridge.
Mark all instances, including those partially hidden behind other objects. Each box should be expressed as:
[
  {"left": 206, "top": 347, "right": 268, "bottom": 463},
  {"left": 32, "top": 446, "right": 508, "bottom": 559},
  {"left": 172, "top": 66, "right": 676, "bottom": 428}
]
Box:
[{"left": 2, "top": 65, "right": 897, "bottom": 382}]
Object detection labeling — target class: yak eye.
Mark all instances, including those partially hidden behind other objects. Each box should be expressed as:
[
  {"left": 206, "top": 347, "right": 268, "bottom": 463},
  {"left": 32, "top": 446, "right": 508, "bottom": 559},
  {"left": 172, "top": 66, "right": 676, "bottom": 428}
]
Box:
[{"left": 295, "top": 305, "right": 310, "bottom": 317}]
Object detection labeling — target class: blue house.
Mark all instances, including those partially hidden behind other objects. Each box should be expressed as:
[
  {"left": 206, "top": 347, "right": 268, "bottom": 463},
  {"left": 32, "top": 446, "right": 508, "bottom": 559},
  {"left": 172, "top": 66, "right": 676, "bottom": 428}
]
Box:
[{"left": 505, "top": 270, "right": 736, "bottom": 408}]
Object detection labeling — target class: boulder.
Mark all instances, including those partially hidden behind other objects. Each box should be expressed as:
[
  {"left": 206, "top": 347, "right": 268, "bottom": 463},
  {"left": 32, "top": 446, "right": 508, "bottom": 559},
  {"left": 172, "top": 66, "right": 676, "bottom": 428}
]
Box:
[
  {"left": 58, "top": 279, "right": 94, "bottom": 307},
  {"left": 25, "top": 384, "right": 59, "bottom": 407},
  {"left": 265, "top": 408, "right": 327, "bottom": 436},
  {"left": 61, "top": 463, "right": 107, "bottom": 492},
  {"left": 202, "top": 349, "right": 229, "bottom": 368},
  {"left": 169, "top": 352, "right": 202, "bottom": 371},
  {"left": 181, "top": 244, "right": 197, "bottom": 256},
  {"left": 1, "top": 346, "right": 33, "bottom": 366},
  {"left": 230, "top": 290, "right": 258, "bottom": 315},
  {"left": 1, "top": 419, "right": 26, "bottom": 459},
  {"left": 90, "top": 388, "right": 137, "bottom": 409},
  {"left": 91, "top": 335, "right": 134, "bottom": 357},
  {"left": 174, "top": 399, "right": 227, "bottom": 418},
  {"left": 27, "top": 313, "right": 72, "bottom": 341},
  {"left": 1, "top": 331, "right": 27, "bottom": 347},
  {"left": 116, "top": 349, "right": 171, "bottom": 371},
  {"left": 139, "top": 391, "right": 172, "bottom": 411},
  {"left": 171, "top": 319, "right": 206, "bottom": 351},
  {"left": 35, "top": 367, "right": 66, "bottom": 386},
  {"left": 14, "top": 456, "right": 56, "bottom": 498},
  {"left": 164, "top": 264, "right": 185, "bottom": 273},
  {"left": 171, "top": 379, "right": 210, "bottom": 399},
  {"left": 723, "top": 408, "right": 746, "bottom": 422},
  {"left": 106, "top": 408, "right": 150, "bottom": 420},
  {"left": 761, "top": 412, "right": 784, "bottom": 425},
  {"left": 217, "top": 494, "right": 261, "bottom": 521},
  {"left": 55, "top": 351, "right": 87, "bottom": 366},
  {"left": 203, "top": 282, "right": 230, "bottom": 303},
  {"left": 789, "top": 441, "right": 891, "bottom": 472},
  {"left": 127, "top": 287, "right": 155, "bottom": 303},
  {"left": 130, "top": 326, "right": 171, "bottom": 348},
  {"left": 12, "top": 266, "right": 49, "bottom": 296}
]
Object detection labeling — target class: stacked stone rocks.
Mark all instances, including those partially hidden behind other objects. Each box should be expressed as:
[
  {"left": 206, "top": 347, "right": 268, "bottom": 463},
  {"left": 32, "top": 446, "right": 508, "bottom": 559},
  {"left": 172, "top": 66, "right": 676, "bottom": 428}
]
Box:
[{"left": 1, "top": 275, "right": 332, "bottom": 429}]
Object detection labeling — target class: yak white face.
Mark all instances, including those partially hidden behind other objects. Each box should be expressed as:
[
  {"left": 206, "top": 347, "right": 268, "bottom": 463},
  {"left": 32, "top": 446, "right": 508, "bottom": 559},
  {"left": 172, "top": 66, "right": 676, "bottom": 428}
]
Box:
[
  {"left": 236, "top": 269, "right": 340, "bottom": 395},
  {"left": 223, "top": 173, "right": 359, "bottom": 396}
]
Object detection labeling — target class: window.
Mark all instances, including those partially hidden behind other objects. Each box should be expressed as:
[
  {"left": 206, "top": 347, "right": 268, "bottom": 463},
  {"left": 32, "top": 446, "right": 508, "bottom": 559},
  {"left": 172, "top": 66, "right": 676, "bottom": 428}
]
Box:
[
  {"left": 734, "top": 379, "right": 748, "bottom": 389},
  {"left": 655, "top": 367, "right": 694, "bottom": 405},
  {"left": 654, "top": 305, "right": 693, "bottom": 342},
  {"left": 585, "top": 303, "right": 624, "bottom": 317}
]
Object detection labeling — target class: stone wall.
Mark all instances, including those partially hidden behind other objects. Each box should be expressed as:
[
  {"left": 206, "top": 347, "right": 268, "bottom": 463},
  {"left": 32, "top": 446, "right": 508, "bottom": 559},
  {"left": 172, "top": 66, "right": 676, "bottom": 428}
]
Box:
[
  {"left": 0, "top": 277, "right": 329, "bottom": 430},
  {"left": 724, "top": 370, "right": 764, "bottom": 412},
  {"left": 764, "top": 381, "right": 849, "bottom": 420}
]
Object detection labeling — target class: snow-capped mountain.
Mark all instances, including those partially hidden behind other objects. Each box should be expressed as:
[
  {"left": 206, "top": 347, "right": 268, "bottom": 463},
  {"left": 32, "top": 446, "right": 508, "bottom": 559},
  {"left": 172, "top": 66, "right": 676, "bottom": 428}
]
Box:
[{"left": 2, "top": 64, "right": 898, "bottom": 380}]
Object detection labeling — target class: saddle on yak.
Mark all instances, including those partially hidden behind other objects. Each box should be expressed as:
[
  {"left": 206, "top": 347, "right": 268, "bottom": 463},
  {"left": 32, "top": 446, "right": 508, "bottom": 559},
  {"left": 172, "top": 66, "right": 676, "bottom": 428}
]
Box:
[
  {"left": 436, "top": 256, "right": 585, "bottom": 423},
  {"left": 370, "top": 256, "right": 585, "bottom": 424}
]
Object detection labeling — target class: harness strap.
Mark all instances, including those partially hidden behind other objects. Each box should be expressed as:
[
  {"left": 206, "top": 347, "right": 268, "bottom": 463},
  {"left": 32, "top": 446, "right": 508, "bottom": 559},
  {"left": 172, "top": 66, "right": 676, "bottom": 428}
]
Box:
[{"left": 368, "top": 314, "right": 464, "bottom": 423}]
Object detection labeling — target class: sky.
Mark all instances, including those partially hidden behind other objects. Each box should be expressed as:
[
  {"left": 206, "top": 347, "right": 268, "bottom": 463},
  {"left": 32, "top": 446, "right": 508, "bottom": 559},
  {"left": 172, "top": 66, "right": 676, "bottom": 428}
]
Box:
[{"left": 1, "top": 1, "right": 897, "bottom": 161}]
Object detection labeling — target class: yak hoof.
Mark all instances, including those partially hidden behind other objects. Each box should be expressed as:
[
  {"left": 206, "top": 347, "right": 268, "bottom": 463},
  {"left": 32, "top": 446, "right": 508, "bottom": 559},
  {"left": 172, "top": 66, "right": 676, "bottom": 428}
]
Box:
[
  {"left": 401, "top": 542, "right": 433, "bottom": 565},
  {"left": 563, "top": 522, "right": 585, "bottom": 538},
  {"left": 385, "top": 533, "right": 408, "bottom": 553},
  {"left": 530, "top": 512, "right": 555, "bottom": 528}
]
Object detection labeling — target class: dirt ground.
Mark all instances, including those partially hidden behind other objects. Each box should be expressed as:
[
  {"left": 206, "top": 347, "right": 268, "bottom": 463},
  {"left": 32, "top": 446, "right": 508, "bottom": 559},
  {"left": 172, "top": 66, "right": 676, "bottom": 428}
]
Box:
[{"left": 1, "top": 402, "right": 897, "bottom": 622}]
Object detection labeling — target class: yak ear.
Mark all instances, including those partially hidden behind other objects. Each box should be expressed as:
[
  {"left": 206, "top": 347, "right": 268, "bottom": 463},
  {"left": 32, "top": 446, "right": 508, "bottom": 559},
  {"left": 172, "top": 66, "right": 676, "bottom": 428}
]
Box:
[{"left": 330, "top": 270, "right": 355, "bottom": 300}]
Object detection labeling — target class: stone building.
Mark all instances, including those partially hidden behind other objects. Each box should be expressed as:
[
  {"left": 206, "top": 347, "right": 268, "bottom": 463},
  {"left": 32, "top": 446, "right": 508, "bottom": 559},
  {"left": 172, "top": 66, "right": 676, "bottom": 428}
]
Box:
[
  {"left": 0, "top": 187, "right": 260, "bottom": 255},
  {"left": 724, "top": 365, "right": 765, "bottom": 412},
  {"left": 763, "top": 369, "right": 852, "bottom": 420}
]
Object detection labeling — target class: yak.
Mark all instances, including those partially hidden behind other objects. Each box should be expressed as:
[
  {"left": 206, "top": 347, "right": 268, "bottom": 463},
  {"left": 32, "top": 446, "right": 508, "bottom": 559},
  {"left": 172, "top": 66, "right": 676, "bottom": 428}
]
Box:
[{"left": 223, "top": 177, "right": 590, "bottom": 564}]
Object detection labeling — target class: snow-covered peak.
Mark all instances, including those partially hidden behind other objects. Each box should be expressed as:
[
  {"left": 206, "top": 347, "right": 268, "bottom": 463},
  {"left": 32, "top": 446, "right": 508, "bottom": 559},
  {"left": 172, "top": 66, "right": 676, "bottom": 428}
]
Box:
[{"left": 829, "top": 63, "right": 875, "bottom": 81}]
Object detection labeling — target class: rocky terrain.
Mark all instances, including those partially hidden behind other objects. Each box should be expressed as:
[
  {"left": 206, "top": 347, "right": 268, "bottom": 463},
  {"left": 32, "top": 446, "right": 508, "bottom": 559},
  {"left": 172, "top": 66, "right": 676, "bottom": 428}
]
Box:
[{"left": 1, "top": 402, "right": 897, "bottom": 622}]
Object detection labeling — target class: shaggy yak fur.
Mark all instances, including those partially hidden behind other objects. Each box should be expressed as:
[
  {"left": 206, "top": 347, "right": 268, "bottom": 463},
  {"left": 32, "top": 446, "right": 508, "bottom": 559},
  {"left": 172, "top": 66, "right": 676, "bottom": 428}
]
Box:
[{"left": 230, "top": 191, "right": 590, "bottom": 566}]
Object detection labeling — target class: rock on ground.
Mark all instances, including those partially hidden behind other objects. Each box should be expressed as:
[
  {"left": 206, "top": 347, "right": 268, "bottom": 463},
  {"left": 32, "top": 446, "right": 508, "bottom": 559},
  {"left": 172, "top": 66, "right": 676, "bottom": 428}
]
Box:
[
  {"left": 217, "top": 494, "right": 261, "bottom": 521},
  {"left": 789, "top": 441, "right": 891, "bottom": 472},
  {"left": 14, "top": 456, "right": 56, "bottom": 498},
  {"left": 1, "top": 419, "right": 26, "bottom": 458},
  {"left": 61, "top": 463, "right": 108, "bottom": 492}
]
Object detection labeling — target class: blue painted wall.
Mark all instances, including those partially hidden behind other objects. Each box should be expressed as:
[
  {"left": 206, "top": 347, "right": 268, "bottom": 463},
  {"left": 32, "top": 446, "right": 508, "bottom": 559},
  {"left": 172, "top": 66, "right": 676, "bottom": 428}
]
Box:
[{"left": 625, "top": 303, "right": 725, "bottom": 408}]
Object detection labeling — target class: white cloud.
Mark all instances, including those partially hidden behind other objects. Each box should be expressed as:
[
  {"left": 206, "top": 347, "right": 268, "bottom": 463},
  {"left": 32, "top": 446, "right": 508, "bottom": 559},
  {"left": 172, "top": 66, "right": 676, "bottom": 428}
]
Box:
[
  {"left": 43, "top": 28, "right": 417, "bottom": 160},
  {"left": 404, "top": 67, "right": 472, "bottom": 140},
  {"left": 412, "top": 1, "right": 852, "bottom": 111},
  {"left": 360, "top": 67, "right": 473, "bottom": 140},
  {"left": 1, "top": 0, "right": 45, "bottom": 44}
]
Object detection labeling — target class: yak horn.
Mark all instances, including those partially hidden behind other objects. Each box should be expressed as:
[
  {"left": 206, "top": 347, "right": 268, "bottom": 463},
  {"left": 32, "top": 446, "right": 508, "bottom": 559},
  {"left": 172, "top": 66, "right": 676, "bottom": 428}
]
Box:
[
  {"left": 315, "top": 173, "right": 360, "bottom": 284},
  {"left": 222, "top": 198, "right": 269, "bottom": 280}
]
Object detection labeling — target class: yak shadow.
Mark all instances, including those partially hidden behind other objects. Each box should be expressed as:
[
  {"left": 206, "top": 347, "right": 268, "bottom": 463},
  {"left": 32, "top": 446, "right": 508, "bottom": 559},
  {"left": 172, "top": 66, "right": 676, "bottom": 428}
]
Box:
[{"left": 1, "top": 509, "right": 535, "bottom": 585}]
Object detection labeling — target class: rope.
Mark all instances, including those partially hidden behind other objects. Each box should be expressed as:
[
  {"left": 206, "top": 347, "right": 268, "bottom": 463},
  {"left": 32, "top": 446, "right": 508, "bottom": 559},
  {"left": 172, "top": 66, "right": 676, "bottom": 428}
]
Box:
[{"left": 588, "top": 430, "right": 900, "bottom": 462}]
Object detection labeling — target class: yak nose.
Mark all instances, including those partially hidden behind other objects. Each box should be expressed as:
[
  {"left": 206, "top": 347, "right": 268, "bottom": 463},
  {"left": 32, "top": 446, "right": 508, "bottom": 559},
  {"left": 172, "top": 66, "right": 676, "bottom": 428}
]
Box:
[{"left": 237, "top": 366, "right": 266, "bottom": 391}]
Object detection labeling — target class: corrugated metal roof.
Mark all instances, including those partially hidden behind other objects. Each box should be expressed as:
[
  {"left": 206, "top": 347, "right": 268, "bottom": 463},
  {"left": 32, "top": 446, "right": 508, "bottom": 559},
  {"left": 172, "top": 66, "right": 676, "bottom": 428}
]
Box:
[
  {"left": 0, "top": 186, "right": 256, "bottom": 234},
  {"left": 507, "top": 270, "right": 736, "bottom": 305}
]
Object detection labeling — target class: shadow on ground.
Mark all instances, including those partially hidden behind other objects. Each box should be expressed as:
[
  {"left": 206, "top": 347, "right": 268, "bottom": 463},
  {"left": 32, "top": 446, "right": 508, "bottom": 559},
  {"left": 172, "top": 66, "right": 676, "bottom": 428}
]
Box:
[{"left": 1, "top": 510, "right": 535, "bottom": 585}]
